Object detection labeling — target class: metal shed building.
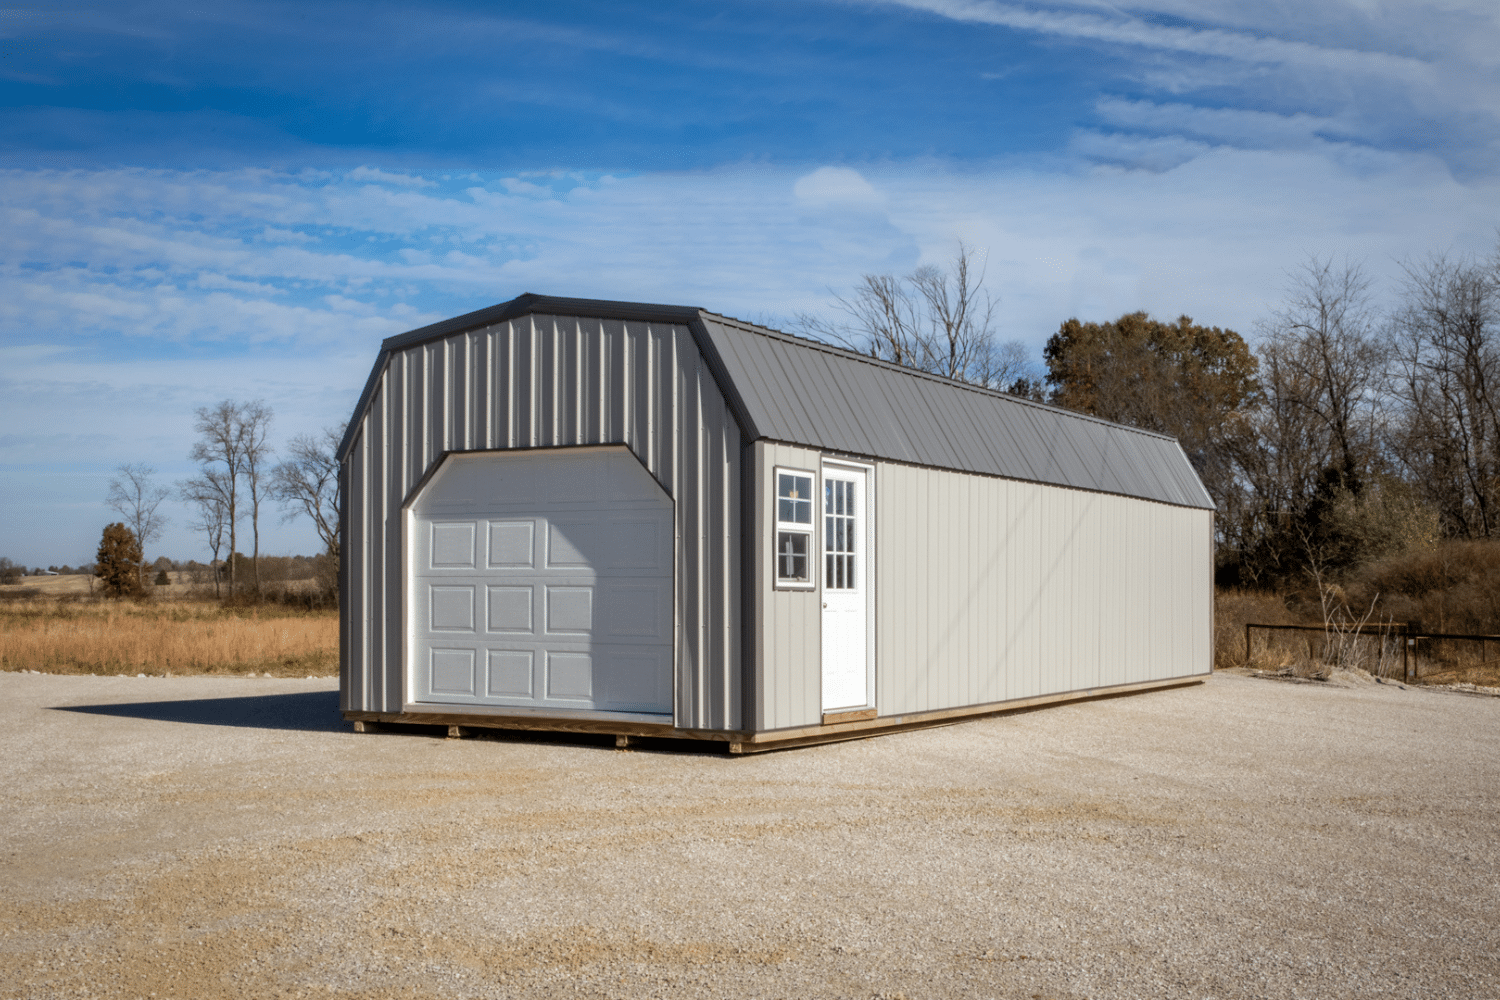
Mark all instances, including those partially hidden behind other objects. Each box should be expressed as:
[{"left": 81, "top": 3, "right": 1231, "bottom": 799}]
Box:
[{"left": 338, "top": 294, "right": 1213, "bottom": 752}]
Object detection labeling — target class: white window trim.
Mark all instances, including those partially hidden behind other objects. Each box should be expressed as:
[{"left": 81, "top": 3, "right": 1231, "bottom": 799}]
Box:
[{"left": 773, "top": 465, "right": 818, "bottom": 591}]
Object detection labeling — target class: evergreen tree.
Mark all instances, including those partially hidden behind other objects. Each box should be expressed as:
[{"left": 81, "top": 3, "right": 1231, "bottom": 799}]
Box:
[{"left": 96, "top": 523, "right": 143, "bottom": 598}]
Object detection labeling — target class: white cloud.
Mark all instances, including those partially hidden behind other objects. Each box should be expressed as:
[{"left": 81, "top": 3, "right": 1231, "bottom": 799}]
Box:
[
  {"left": 793, "top": 166, "right": 884, "bottom": 208},
  {"left": 347, "top": 166, "right": 436, "bottom": 188},
  {"left": 1093, "top": 98, "right": 1346, "bottom": 150}
]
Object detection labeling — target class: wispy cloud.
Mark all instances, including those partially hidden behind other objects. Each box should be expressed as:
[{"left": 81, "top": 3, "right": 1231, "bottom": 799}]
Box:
[
  {"left": 1093, "top": 98, "right": 1345, "bottom": 150},
  {"left": 883, "top": 0, "right": 1500, "bottom": 176},
  {"left": 889, "top": 0, "right": 1432, "bottom": 77}
]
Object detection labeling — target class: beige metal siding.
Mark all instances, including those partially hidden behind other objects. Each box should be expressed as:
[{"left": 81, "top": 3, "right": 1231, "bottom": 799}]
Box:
[
  {"left": 342, "top": 314, "right": 742, "bottom": 731},
  {"left": 749, "top": 440, "right": 823, "bottom": 731},
  {"left": 875, "top": 461, "right": 1211, "bottom": 716}
]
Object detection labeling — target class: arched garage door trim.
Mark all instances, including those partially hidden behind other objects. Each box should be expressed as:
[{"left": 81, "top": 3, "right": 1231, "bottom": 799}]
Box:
[{"left": 402, "top": 444, "right": 676, "bottom": 722}]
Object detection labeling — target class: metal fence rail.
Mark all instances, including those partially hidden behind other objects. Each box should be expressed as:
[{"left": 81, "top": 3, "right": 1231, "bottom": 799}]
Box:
[{"left": 1246, "top": 623, "right": 1500, "bottom": 685}]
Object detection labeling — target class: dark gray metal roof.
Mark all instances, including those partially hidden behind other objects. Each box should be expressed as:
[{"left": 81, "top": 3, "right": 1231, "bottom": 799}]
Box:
[
  {"left": 340, "top": 293, "right": 1214, "bottom": 510},
  {"left": 693, "top": 313, "right": 1214, "bottom": 510}
]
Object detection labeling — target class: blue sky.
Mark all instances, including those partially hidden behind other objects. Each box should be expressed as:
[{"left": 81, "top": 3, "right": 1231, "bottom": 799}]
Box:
[{"left": 2, "top": 0, "right": 1498, "bottom": 567}]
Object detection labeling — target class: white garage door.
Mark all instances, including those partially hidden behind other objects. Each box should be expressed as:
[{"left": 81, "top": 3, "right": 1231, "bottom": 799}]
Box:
[{"left": 407, "top": 447, "right": 673, "bottom": 717}]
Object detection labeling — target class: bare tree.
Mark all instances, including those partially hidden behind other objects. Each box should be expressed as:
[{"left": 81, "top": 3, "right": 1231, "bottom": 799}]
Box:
[
  {"left": 1224, "top": 334, "right": 1342, "bottom": 579},
  {"left": 1386, "top": 250, "right": 1500, "bottom": 537},
  {"left": 908, "top": 248, "right": 998, "bottom": 380},
  {"left": 189, "top": 400, "right": 274, "bottom": 595},
  {"left": 1224, "top": 256, "right": 1391, "bottom": 584},
  {"left": 104, "top": 463, "right": 170, "bottom": 589},
  {"left": 179, "top": 471, "right": 232, "bottom": 598},
  {"left": 238, "top": 401, "right": 273, "bottom": 593},
  {"left": 797, "top": 242, "right": 1036, "bottom": 390},
  {"left": 270, "top": 422, "right": 346, "bottom": 596},
  {"left": 815, "top": 271, "right": 923, "bottom": 369},
  {"left": 1258, "top": 256, "right": 1383, "bottom": 487}
]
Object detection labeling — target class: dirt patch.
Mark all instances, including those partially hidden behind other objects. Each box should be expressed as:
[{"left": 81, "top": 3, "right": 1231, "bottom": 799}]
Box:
[{"left": 1, "top": 671, "right": 1496, "bottom": 999}]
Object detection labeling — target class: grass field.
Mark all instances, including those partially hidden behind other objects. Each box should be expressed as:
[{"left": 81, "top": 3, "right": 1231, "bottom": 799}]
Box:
[{"left": 0, "top": 579, "right": 337, "bottom": 677}]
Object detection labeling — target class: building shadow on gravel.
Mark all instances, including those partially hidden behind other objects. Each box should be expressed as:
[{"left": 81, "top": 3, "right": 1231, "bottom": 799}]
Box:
[{"left": 55, "top": 690, "right": 344, "bottom": 733}]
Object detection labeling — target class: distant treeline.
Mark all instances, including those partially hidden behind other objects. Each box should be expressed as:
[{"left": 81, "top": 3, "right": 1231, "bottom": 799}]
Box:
[
  {"left": 809, "top": 242, "right": 1500, "bottom": 591},
  {"left": 0, "top": 554, "right": 329, "bottom": 582}
]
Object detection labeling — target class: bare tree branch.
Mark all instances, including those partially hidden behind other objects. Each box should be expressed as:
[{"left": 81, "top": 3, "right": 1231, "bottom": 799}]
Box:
[
  {"left": 179, "top": 471, "right": 232, "bottom": 598},
  {"left": 1386, "top": 250, "right": 1500, "bottom": 537},
  {"left": 796, "top": 242, "right": 1035, "bottom": 390},
  {"left": 189, "top": 400, "right": 274, "bottom": 596},
  {"left": 270, "top": 423, "right": 344, "bottom": 558},
  {"left": 1260, "top": 255, "right": 1382, "bottom": 485},
  {"left": 105, "top": 463, "right": 169, "bottom": 589}
]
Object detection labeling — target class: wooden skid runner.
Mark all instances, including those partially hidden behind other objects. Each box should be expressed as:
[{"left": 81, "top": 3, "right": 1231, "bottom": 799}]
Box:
[{"left": 343, "top": 676, "right": 1207, "bottom": 752}]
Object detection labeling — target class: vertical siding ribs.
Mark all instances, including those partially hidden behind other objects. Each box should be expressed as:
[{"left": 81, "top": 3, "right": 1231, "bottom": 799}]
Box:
[{"left": 343, "top": 316, "right": 741, "bottom": 731}]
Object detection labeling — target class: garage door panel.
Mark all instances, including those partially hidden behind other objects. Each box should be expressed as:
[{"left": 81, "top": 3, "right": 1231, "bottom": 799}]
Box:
[
  {"left": 411, "top": 448, "right": 673, "bottom": 717},
  {"left": 545, "top": 651, "right": 593, "bottom": 700},
  {"left": 487, "top": 520, "right": 535, "bottom": 568},
  {"left": 486, "top": 650, "right": 534, "bottom": 697},
  {"left": 547, "top": 519, "right": 601, "bottom": 567},
  {"left": 601, "top": 648, "right": 672, "bottom": 711},
  {"left": 430, "top": 456, "right": 537, "bottom": 507},
  {"left": 486, "top": 585, "right": 534, "bottom": 633},
  {"left": 607, "top": 517, "right": 669, "bottom": 570},
  {"left": 545, "top": 460, "right": 600, "bottom": 503},
  {"left": 429, "top": 585, "right": 476, "bottom": 631},
  {"left": 429, "top": 648, "right": 477, "bottom": 697},
  {"left": 545, "top": 586, "right": 594, "bottom": 634},
  {"left": 600, "top": 581, "right": 670, "bottom": 640},
  {"left": 430, "top": 522, "right": 477, "bottom": 569}
]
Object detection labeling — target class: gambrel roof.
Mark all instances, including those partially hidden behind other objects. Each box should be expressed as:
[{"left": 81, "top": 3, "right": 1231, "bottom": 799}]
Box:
[{"left": 339, "top": 293, "right": 1215, "bottom": 510}]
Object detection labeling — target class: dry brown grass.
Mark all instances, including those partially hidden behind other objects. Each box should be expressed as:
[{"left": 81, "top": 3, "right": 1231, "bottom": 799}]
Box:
[
  {"left": 0, "top": 597, "right": 337, "bottom": 676},
  {"left": 1218, "top": 540, "right": 1500, "bottom": 686},
  {"left": 1348, "top": 539, "right": 1500, "bottom": 636},
  {"left": 1214, "top": 589, "right": 1296, "bottom": 670}
]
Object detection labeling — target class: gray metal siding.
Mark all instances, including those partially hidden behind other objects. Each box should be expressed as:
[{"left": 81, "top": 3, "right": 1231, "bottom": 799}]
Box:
[
  {"left": 698, "top": 315, "right": 1214, "bottom": 510},
  {"left": 874, "top": 461, "right": 1211, "bottom": 717},
  {"left": 749, "top": 440, "right": 824, "bottom": 731},
  {"left": 342, "top": 313, "right": 742, "bottom": 731}
]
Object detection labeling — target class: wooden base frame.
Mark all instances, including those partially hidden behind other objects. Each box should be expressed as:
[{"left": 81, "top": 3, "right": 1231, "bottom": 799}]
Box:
[{"left": 343, "top": 674, "right": 1208, "bottom": 753}]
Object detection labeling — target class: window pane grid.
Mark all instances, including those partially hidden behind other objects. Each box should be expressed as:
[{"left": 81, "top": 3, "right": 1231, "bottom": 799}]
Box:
[
  {"left": 774, "top": 468, "right": 816, "bottom": 587},
  {"left": 777, "top": 531, "right": 809, "bottom": 582},
  {"left": 824, "top": 477, "right": 857, "bottom": 591},
  {"left": 777, "top": 473, "right": 812, "bottom": 525}
]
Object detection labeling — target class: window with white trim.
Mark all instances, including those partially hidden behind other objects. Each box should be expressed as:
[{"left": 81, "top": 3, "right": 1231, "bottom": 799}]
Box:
[{"left": 774, "top": 468, "right": 815, "bottom": 588}]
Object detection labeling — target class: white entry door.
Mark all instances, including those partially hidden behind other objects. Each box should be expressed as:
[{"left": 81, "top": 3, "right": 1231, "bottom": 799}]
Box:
[{"left": 821, "top": 464, "right": 871, "bottom": 711}]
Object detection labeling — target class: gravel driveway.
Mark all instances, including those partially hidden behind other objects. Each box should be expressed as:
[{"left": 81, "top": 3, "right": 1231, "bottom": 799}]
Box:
[{"left": 1, "top": 670, "right": 1496, "bottom": 999}]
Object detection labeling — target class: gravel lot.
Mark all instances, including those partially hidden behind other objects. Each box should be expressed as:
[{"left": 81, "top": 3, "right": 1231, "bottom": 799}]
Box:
[{"left": 1, "top": 671, "right": 1496, "bottom": 1000}]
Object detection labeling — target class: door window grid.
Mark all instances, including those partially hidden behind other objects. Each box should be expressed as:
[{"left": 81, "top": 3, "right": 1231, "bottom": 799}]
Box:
[
  {"left": 774, "top": 468, "right": 816, "bottom": 588},
  {"left": 825, "top": 477, "right": 856, "bottom": 591}
]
